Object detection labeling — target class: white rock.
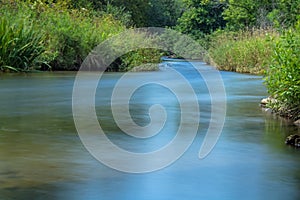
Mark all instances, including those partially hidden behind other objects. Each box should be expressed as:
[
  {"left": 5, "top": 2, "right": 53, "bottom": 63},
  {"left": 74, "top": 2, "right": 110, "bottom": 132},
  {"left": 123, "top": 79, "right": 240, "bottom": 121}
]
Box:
[{"left": 294, "top": 119, "right": 300, "bottom": 126}]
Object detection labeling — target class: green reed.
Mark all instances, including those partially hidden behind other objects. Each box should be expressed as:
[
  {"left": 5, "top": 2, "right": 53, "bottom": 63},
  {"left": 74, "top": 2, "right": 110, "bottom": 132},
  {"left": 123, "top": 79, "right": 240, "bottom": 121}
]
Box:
[{"left": 0, "top": 18, "right": 45, "bottom": 72}]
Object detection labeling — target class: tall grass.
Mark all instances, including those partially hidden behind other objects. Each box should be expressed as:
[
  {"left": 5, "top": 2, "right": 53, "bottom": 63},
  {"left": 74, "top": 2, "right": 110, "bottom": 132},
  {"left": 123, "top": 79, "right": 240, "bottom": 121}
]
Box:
[
  {"left": 38, "top": 7, "right": 125, "bottom": 70},
  {"left": 207, "top": 29, "right": 278, "bottom": 74},
  {"left": 0, "top": 18, "right": 45, "bottom": 72},
  {"left": 0, "top": 0, "right": 126, "bottom": 71}
]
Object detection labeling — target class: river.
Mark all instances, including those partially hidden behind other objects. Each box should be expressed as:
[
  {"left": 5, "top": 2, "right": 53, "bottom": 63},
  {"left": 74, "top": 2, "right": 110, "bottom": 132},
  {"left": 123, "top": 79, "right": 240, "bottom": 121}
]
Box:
[{"left": 0, "top": 61, "right": 299, "bottom": 199}]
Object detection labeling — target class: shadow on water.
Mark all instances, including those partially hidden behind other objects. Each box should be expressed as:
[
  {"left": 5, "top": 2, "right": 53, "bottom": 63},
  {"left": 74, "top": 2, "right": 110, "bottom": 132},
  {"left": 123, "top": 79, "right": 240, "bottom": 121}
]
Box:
[{"left": 0, "top": 63, "right": 299, "bottom": 200}]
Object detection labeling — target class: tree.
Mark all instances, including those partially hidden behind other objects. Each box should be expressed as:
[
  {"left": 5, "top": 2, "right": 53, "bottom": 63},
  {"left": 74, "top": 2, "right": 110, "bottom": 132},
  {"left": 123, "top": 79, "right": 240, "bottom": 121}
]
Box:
[
  {"left": 176, "top": 0, "right": 227, "bottom": 39},
  {"left": 222, "top": 0, "right": 276, "bottom": 29},
  {"left": 146, "top": 0, "right": 184, "bottom": 27},
  {"left": 267, "top": 0, "right": 300, "bottom": 28},
  {"left": 106, "top": 0, "right": 150, "bottom": 27},
  {"left": 223, "top": 0, "right": 300, "bottom": 29},
  {"left": 110, "top": 0, "right": 184, "bottom": 27},
  {"left": 70, "top": 0, "right": 185, "bottom": 27}
]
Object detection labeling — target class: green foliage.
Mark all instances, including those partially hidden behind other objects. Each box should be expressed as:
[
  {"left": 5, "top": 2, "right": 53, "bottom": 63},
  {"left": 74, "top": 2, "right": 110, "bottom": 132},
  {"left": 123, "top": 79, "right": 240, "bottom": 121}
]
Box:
[
  {"left": 146, "top": 0, "right": 184, "bottom": 27},
  {"left": 38, "top": 7, "right": 125, "bottom": 70},
  {"left": 223, "top": 0, "right": 265, "bottom": 29},
  {"left": 117, "top": 49, "right": 162, "bottom": 72},
  {"left": 208, "top": 29, "right": 276, "bottom": 74},
  {"left": 199, "top": 0, "right": 299, "bottom": 120},
  {"left": 102, "top": 0, "right": 184, "bottom": 27},
  {"left": 0, "top": 17, "right": 45, "bottom": 72},
  {"left": 159, "top": 29, "right": 206, "bottom": 59},
  {"left": 267, "top": 0, "right": 300, "bottom": 28},
  {"left": 70, "top": 0, "right": 185, "bottom": 27},
  {"left": 176, "top": 0, "right": 227, "bottom": 40},
  {"left": 1, "top": 0, "right": 298, "bottom": 74},
  {"left": 223, "top": 0, "right": 300, "bottom": 30},
  {"left": 100, "top": 4, "right": 133, "bottom": 27},
  {"left": 0, "top": 0, "right": 125, "bottom": 71},
  {"left": 264, "top": 22, "right": 300, "bottom": 120},
  {"left": 69, "top": 0, "right": 105, "bottom": 10},
  {"left": 1, "top": 0, "right": 177, "bottom": 72},
  {"left": 104, "top": 30, "right": 163, "bottom": 71},
  {"left": 107, "top": 0, "right": 151, "bottom": 27},
  {"left": 176, "top": 0, "right": 299, "bottom": 35}
]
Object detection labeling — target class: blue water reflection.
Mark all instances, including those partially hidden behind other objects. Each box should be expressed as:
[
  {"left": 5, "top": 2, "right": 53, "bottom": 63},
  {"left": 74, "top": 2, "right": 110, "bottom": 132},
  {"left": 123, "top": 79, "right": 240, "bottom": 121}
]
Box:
[{"left": 0, "top": 62, "right": 299, "bottom": 200}]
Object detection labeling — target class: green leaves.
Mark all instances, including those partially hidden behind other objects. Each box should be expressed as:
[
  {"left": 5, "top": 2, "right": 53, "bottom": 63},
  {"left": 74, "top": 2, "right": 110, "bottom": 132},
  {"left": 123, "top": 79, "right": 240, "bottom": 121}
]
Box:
[
  {"left": 264, "top": 21, "right": 300, "bottom": 120},
  {"left": 178, "top": 0, "right": 299, "bottom": 32},
  {"left": 0, "top": 0, "right": 126, "bottom": 71},
  {"left": 176, "top": 0, "right": 227, "bottom": 39},
  {"left": 0, "top": 18, "right": 45, "bottom": 72}
]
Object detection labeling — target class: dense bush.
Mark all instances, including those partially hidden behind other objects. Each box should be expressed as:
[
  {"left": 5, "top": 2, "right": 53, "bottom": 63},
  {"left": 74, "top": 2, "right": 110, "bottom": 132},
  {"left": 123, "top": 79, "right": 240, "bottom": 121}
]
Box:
[
  {"left": 176, "top": 0, "right": 226, "bottom": 40},
  {"left": 264, "top": 22, "right": 300, "bottom": 120}
]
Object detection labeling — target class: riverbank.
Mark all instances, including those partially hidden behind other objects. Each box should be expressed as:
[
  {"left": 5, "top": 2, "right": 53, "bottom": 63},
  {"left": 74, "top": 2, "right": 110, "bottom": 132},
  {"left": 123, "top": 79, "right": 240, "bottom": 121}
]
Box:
[
  {"left": 0, "top": 1, "right": 166, "bottom": 73},
  {"left": 206, "top": 29, "right": 276, "bottom": 75},
  {"left": 0, "top": 1, "right": 123, "bottom": 72},
  {"left": 207, "top": 25, "right": 300, "bottom": 124},
  {"left": 260, "top": 97, "right": 300, "bottom": 126},
  {"left": 1, "top": 0, "right": 299, "bottom": 125}
]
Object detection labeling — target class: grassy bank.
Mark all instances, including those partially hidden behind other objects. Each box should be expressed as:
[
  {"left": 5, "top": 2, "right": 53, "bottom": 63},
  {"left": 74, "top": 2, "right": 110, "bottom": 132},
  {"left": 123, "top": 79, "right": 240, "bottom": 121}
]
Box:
[
  {"left": 207, "top": 29, "right": 277, "bottom": 74},
  {"left": 0, "top": 0, "right": 165, "bottom": 72},
  {"left": 207, "top": 24, "right": 300, "bottom": 121},
  {"left": 0, "top": 0, "right": 126, "bottom": 71}
]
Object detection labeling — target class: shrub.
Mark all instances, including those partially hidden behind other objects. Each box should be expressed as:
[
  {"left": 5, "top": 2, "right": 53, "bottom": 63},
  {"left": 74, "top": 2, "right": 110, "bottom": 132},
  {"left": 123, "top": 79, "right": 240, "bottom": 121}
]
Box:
[
  {"left": 116, "top": 49, "right": 162, "bottom": 72},
  {"left": 104, "top": 30, "right": 163, "bottom": 72},
  {"left": 264, "top": 22, "right": 300, "bottom": 120}
]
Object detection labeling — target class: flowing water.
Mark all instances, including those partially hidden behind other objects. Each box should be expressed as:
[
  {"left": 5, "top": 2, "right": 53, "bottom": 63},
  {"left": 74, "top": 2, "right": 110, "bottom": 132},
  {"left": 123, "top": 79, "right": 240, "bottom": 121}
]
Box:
[{"left": 0, "top": 61, "right": 299, "bottom": 200}]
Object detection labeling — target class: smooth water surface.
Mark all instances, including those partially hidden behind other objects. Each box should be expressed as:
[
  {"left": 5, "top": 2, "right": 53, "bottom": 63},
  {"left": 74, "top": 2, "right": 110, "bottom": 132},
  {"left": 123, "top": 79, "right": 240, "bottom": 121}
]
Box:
[{"left": 0, "top": 62, "right": 299, "bottom": 200}]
